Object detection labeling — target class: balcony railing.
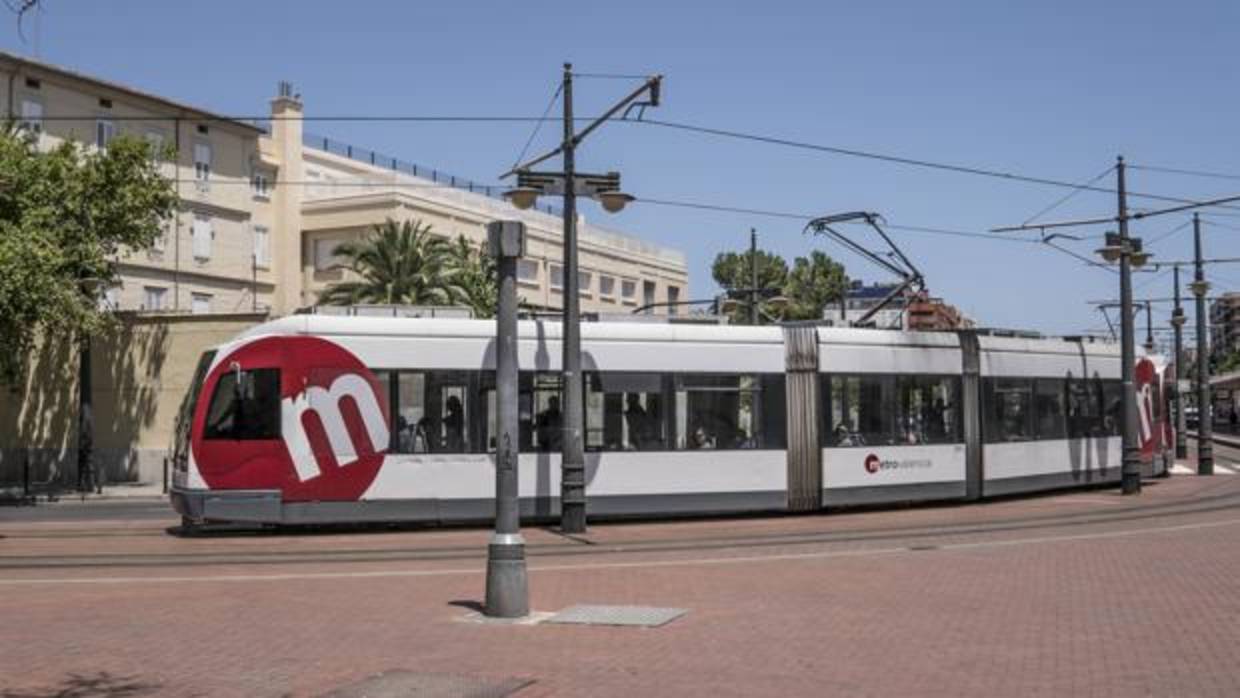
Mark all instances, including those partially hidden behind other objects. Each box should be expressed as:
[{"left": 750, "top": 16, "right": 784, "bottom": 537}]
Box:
[{"left": 303, "top": 132, "right": 561, "bottom": 216}]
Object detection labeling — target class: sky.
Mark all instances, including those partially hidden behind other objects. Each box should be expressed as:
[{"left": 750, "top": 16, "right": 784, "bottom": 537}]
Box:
[{"left": 5, "top": 0, "right": 1239, "bottom": 340}]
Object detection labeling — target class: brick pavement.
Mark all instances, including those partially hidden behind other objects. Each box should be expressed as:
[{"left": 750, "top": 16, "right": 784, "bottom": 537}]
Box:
[{"left": 2, "top": 474, "right": 1239, "bottom": 697}]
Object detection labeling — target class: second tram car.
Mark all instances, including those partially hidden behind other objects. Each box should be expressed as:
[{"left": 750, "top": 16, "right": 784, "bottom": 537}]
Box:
[{"left": 170, "top": 316, "right": 1169, "bottom": 526}]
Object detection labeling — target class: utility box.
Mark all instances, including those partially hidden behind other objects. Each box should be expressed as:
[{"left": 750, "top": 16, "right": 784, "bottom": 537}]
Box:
[{"left": 487, "top": 220, "right": 527, "bottom": 259}]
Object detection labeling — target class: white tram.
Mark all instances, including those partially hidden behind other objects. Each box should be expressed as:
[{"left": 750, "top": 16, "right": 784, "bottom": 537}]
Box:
[{"left": 170, "top": 316, "right": 1167, "bottom": 526}]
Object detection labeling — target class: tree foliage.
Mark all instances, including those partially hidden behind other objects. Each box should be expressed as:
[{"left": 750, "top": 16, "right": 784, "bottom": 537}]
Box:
[
  {"left": 711, "top": 249, "right": 789, "bottom": 323},
  {"left": 711, "top": 246, "right": 848, "bottom": 323},
  {"left": 0, "top": 126, "right": 177, "bottom": 385},
  {"left": 783, "top": 251, "right": 849, "bottom": 321},
  {"left": 319, "top": 219, "right": 463, "bottom": 307},
  {"left": 446, "top": 234, "right": 498, "bottom": 319}
]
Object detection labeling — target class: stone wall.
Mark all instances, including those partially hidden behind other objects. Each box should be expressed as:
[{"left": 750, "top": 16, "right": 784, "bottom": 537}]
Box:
[{"left": 0, "top": 312, "right": 267, "bottom": 491}]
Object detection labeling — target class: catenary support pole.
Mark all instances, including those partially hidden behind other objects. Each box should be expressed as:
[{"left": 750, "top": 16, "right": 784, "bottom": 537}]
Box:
[
  {"left": 1194, "top": 213, "right": 1214, "bottom": 474},
  {"left": 485, "top": 220, "right": 529, "bottom": 618},
  {"left": 1117, "top": 157, "right": 1142, "bottom": 495},
  {"left": 559, "top": 62, "right": 587, "bottom": 533},
  {"left": 1173, "top": 265, "right": 1188, "bottom": 459}
]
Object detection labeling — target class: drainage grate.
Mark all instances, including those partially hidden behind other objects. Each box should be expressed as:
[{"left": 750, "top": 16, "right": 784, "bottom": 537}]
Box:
[{"left": 546, "top": 604, "right": 688, "bottom": 627}]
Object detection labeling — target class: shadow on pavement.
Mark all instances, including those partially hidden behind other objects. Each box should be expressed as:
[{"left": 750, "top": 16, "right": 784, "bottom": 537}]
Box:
[{"left": 2, "top": 671, "right": 162, "bottom": 698}]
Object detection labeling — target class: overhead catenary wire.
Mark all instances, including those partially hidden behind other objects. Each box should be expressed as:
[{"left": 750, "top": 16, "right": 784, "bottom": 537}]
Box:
[
  {"left": 1130, "top": 164, "right": 1240, "bottom": 182},
  {"left": 31, "top": 111, "right": 1240, "bottom": 212},
  {"left": 1021, "top": 165, "right": 1115, "bottom": 225},
  {"left": 630, "top": 118, "right": 1240, "bottom": 211},
  {"left": 511, "top": 82, "right": 564, "bottom": 170}
]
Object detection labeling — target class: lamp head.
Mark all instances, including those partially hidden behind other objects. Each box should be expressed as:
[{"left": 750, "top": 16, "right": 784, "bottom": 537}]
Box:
[
  {"left": 1190, "top": 279, "right": 1211, "bottom": 297},
  {"left": 596, "top": 190, "right": 634, "bottom": 214},
  {"left": 503, "top": 187, "right": 540, "bottom": 211}
]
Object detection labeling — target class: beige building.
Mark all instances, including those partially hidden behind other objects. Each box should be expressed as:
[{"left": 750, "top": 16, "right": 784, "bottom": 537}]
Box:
[{"left": 0, "top": 52, "right": 689, "bottom": 489}]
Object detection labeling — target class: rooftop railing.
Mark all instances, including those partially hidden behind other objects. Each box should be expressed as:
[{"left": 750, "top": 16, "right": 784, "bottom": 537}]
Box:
[{"left": 301, "top": 132, "right": 686, "bottom": 266}]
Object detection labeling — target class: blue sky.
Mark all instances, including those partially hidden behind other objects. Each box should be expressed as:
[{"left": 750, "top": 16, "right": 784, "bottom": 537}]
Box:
[{"left": 6, "top": 0, "right": 1239, "bottom": 338}]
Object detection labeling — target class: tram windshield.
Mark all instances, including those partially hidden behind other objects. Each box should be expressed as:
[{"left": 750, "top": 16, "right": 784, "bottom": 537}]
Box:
[
  {"left": 172, "top": 350, "right": 216, "bottom": 467},
  {"left": 203, "top": 367, "right": 281, "bottom": 440}
]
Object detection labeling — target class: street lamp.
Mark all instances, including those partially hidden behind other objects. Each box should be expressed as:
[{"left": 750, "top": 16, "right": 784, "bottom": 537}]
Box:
[
  {"left": 501, "top": 64, "right": 662, "bottom": 534},
  {"left": 1191, "top": 213, "right": 1213, "bottom": 475},
  {"left": 1094, "top": 221, "right": 1152, "bottom": 496}
]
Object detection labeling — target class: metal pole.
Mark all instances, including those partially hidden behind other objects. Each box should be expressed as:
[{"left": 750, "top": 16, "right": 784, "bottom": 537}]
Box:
[
  {"left": 77, "top": 332, "right": 94, "bottom": 495},
  {"left": 1194, "top": 213, "right": 1214, "bottom": 474},
  {"left": 559, "top": 62, "right": 587, "bottom": 533},
  {"left": 750, "top": 228, "right": 758, "bottom": 325},
  {"left": 1173, "top": 265, "right": 1187, "bottom": 459},
  {"left": 1144, "top": 301, "right": 1154, "bottom": 352},
  {"left": 485, "top": 220, "right": 529, "bottom": 618},
  {"left": 1117, "top": 157, "right": 1141, "bottom": 495}
]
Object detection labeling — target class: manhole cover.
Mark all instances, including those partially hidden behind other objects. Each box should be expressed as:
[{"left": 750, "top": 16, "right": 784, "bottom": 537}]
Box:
[
  {"left": 318, "top": 670, "right": 533, "bottom": 698},
  {"left": 546, "top": 604, "right": 687, "bottom": 627}
]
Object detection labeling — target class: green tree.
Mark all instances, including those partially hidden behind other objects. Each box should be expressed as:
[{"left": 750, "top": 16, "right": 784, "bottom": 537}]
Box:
[
  {"left": 783, "top": 251, "right": 849, "bottom": 320},
  {"left": 711, "top": 249, "right": 789, "bottom": 324},
  {"left": 318, "top": 219, "right": 463, "bottom": 306},
  {"left": 0, "top": 126, "right": 177, "bottom": 385},
  {"left": 446, "top": 234, "right": 498, "bottom": 319}
]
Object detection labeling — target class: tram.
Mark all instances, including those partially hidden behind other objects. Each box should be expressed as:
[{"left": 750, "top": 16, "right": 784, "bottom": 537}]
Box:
[{"left": 170, "top": 316, "right": 1170, "bottom": 526}]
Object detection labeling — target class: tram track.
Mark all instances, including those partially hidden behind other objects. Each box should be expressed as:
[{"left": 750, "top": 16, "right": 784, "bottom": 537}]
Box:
[{"left": 3, "top": 479, "right": 1238, "bottom": 572}]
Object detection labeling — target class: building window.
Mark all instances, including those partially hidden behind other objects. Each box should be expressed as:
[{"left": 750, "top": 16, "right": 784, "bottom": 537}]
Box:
[
  {"left": 251, "top": 171, "right": 270, "bottom": 199},
  {"left": 517, "top": 259, "right": 539, "bottom": 284},
  {"left": 151, "top": 223, "right": 167, "bottom": 252},
  {"left": 144, "top": 130, "right": 165, "bottom": 162},
  {"left": 667, "top": 286, "right": 681, "bottom": 316},
  {"left": 101, "top": 286, "right": 120, "bottom": 311},
  {"left": 253, "top": 225, "right": 270, "bottom": 269},
  {"left": 550, "top": 264, "right": 564, "bottom": 290},
  {"left": 95, "top": 119, "right": 115, "bottom": 149},
  {"left": 578, "top": 271, "right": 592, "bottom": 296},
  {"left": 193, "top": 142, "right": 211, "bottom": 189},
  {"left": 314, "top": 238, "right": 344, "bottom": 271},
  {"left": 621, "top": 279, "right": 637, "bottom": 302},
  {"left": 19, "top": 98, "right": 42, "bottom": 134},
  {"left": 599, "top": 275, "right": 616, "bottom": 297},
  {"left": 192, "top": 215, "right": 212, "bottom": 261},
  {"left": 191, "top": 293, "right": 212, "bottom": 315},
  {"left": 143, "top": 286, "right": 167, "bottom": 311},
  {"left": 643, "top": 280, "right": 656, "bottom": 313}
]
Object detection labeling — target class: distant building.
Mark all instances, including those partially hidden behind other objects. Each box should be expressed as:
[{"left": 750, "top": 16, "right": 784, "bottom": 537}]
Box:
[
  {"left": 1209, "top": 292, "right": 1240, "bottom": 362},
  {"left": 821, "top": 281, "right": 907, "bottom": 329},
  {"left": 907, "top": 296, "right": 974, "bottom": 331},
  {"left": 820, "top": 281, "right": 973, "bottom": 330}
]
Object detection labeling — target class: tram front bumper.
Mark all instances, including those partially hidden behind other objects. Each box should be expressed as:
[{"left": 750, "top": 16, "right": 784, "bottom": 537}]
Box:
[{"left": 170, "top": 486, "right": 283, "bottom": 524}]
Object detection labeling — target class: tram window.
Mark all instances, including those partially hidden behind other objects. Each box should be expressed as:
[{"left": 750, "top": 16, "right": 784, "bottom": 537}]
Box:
[
  {"left": 673, "top": 374, "right": 777, "bottom": 450},
  {"left": 899, "top": 375, "right": 959, "bottom": 445},
  {"left": 390, "top": 371, "right": 476, "bottom": 453},
  {"left": 1101, "top": 380, "right": 1124, "bottom": 437},
  {"left": 1066, "top": 377, "right": 1102, "bottom": 438},
  {"left": 827, "top": 374, "right": 959, "bottom": 447},
  {"left": 985, "top": 378, "right": 1035, "bottom": 442},
  {"left": 585, "top": 372, "right": 667, "bottom": 451},
  {"left": 1034, "top": 379, "right": 1067, "bottom": 440},
  {"left": 523, "top": 373, "right": 563, "bottom": 452},
  {"left": 828, "top": 375, "right": 896, "bottom": 446},
  {"left": 203, "top": 368, "right": 281, "bottom": 440}
]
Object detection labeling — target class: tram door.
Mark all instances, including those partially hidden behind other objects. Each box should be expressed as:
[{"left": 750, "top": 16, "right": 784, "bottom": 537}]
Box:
[
  {"left": 959, "top": 332, "right": 984, "bottom": 500},
  {"left": 783, "top": 326, "right": 822, "bottom": 511}
]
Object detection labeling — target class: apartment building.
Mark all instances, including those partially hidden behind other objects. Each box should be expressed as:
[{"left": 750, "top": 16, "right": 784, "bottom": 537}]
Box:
[
  {"left": 0, "top": 51, "right": 688, "bottom": 487},
  {"left": 0, "top": 52, "right": 687, "bottom": 319},
  {"left": 1210, "top": 292, "right": 1240, "bottom": 362}
]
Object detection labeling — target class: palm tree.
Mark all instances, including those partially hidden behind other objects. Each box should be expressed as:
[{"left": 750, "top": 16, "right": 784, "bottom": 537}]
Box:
[
  {"left": 445, "top": 234, "right": 498, "bottom": 318},
  {"left": 318, "top": 218, "right": 463, "bottom": 306}
]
